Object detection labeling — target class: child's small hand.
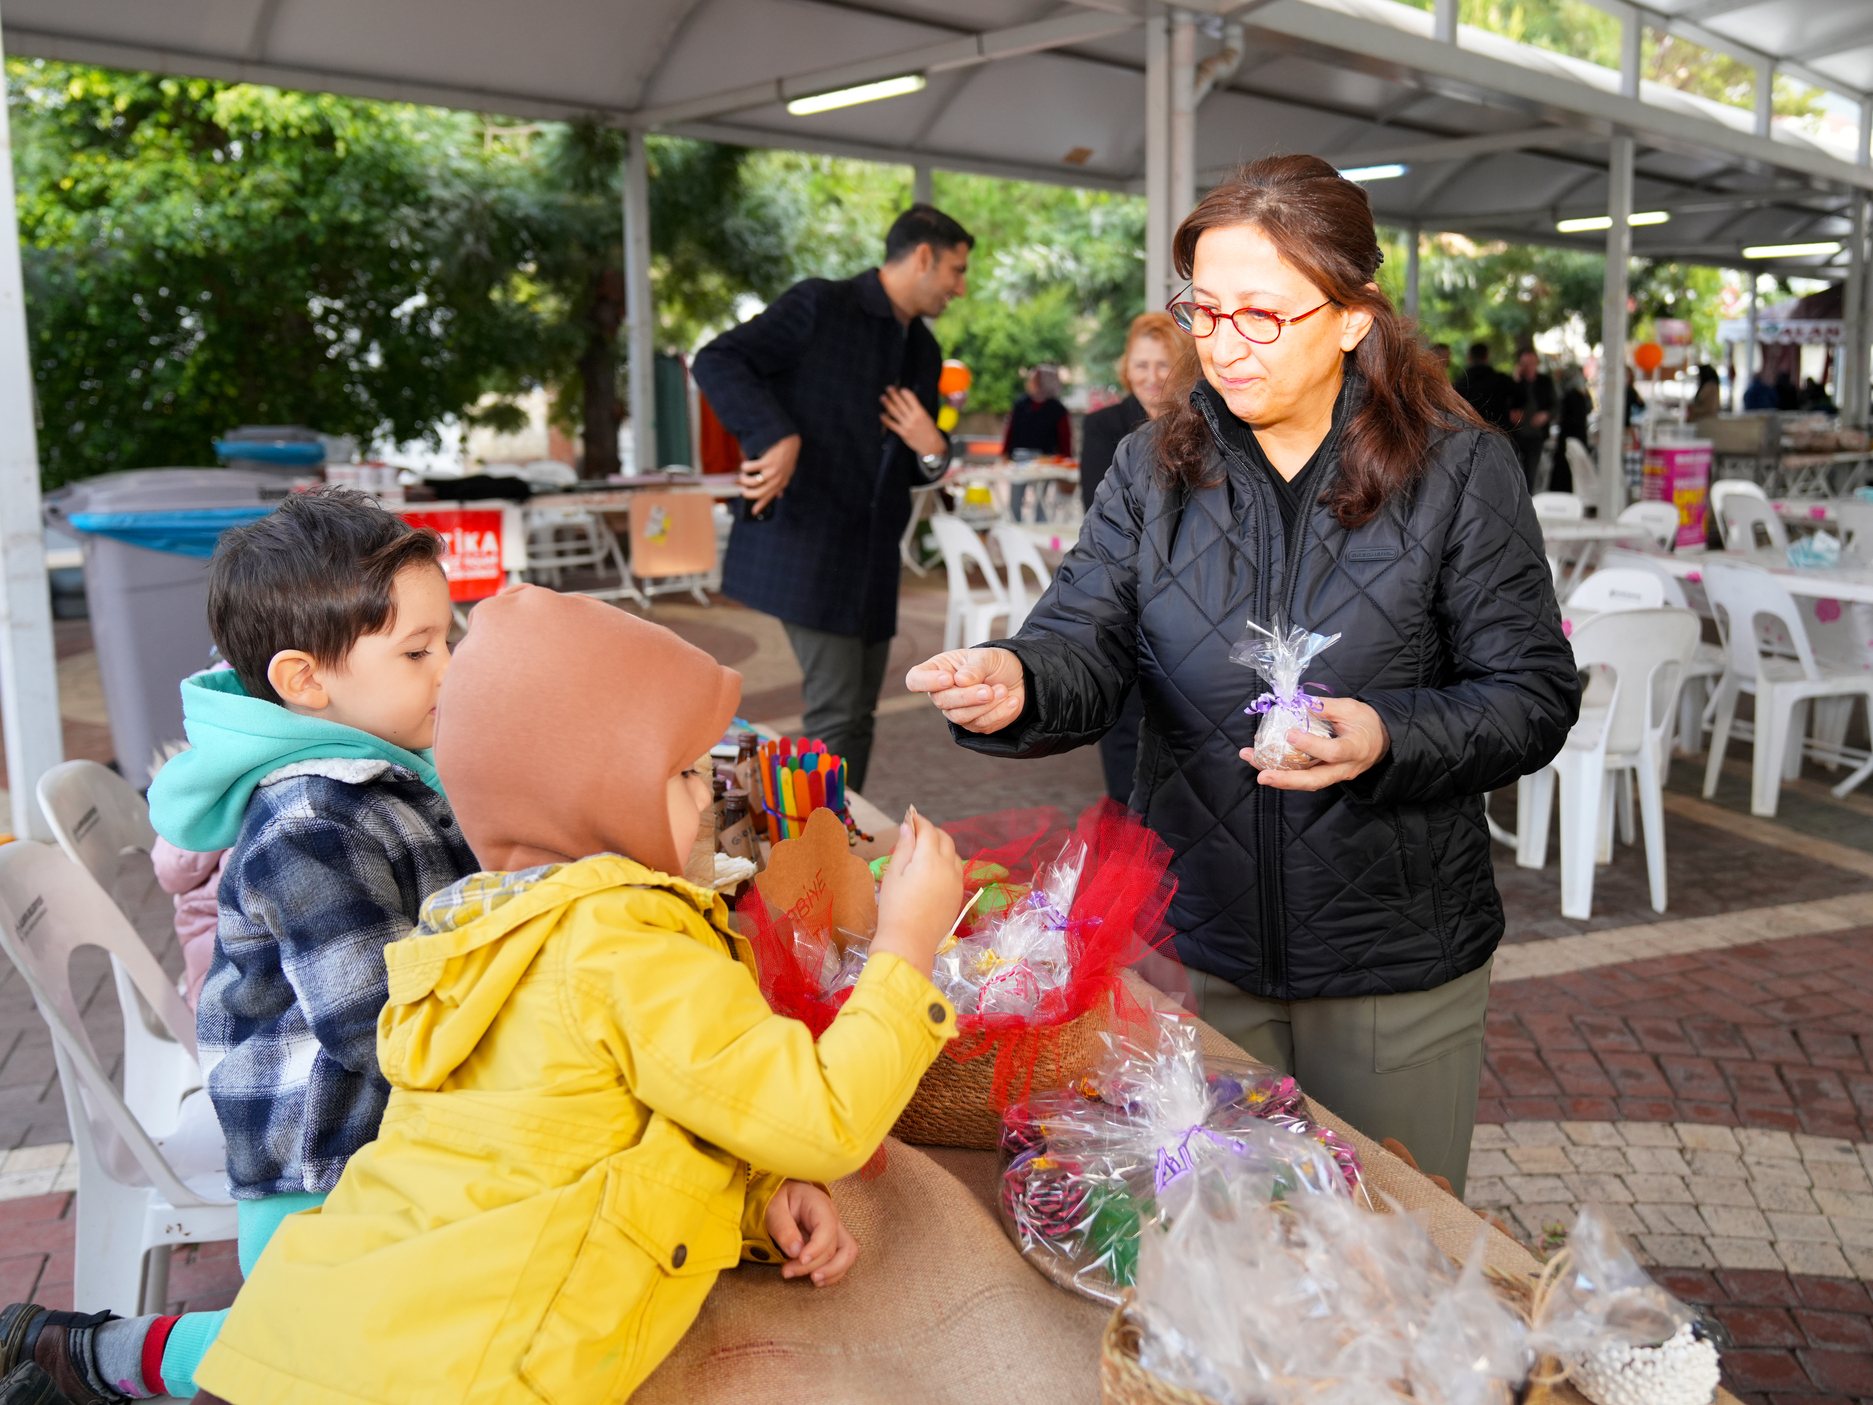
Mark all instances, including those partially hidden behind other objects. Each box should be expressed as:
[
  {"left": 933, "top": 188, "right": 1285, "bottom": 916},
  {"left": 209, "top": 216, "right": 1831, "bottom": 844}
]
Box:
[
  {"left": 870, "top": 806, "right": 966, "bottom": 978},
  {"left": 764, "top": 1180, "right": 858, "bottom": 1287}
]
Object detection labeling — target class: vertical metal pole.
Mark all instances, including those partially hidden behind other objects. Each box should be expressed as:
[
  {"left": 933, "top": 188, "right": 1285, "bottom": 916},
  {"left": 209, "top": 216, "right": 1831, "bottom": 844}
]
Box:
[
  {"left": 1599, "top": 135, "right": 1634, "bottom": 520},
  {"left": 624, "top": 129, "right": 656, "bottom": 476},
  {"left": 1753, "top": 60, "right": 1774, "bottom": 139},
  {"left": 1433, "top": 0, "right": 1457, "bottom": 45},
  {"left": 1145, "top": 9, "right": 1171, "bottom": 312},
  {"left": 1844, "top": 195, "right": 1869, "bottom": 430},
  {"left": 1404, "top": 223, "right": 1422, "bottom": 323},
  {"left": 0, "top": 12, "right": 63, "bottom": 841},
  {"left": 1619, "top": 11, "right": 1641, "bottom": 99},
  {"left": 912, "top": 164, "right": 932, "bottom": 207},
  {"left": 1169, "top": 10, "right": 1197, "bottom": 226},
  {"left": 1745, "top": 273, "right": 1760, "bottom": 407}
]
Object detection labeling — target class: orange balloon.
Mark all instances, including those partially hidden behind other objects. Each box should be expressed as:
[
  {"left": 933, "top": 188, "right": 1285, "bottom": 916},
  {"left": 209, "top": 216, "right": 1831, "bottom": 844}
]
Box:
[
  {"left": 938, "top": 360, "right": 972, "bottom": 396},
  {"left": 1633, "top": 342, "right": 1664, "bottom": 373}
]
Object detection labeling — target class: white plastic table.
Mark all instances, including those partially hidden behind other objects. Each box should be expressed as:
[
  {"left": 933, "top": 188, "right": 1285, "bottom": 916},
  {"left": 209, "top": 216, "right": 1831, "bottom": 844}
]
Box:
[{"left": 1539, "top": 518, "right": 1651, "bottom": 596}]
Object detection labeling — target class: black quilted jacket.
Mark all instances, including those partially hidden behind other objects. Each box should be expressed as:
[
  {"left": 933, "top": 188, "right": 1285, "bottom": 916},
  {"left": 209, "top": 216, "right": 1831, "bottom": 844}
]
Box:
[{"left": 954, "top": 386, "right": 1579, "bottom": 1000}]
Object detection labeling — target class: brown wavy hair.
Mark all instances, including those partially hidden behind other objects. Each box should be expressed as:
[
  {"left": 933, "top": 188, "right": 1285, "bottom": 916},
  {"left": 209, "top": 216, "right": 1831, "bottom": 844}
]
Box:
[{"left": 1157, "top": 154, "right": 1480, "bottom": 528}]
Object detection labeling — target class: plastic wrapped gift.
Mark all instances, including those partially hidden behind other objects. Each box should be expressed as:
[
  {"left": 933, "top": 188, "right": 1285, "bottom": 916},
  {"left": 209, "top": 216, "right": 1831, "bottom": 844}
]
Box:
[
  {"left": 1230, "top": 618, "right": 1340, "bottom": 770},
  {"left": 1529, "top": 1206, "right": 1721, "bottom": 1405},
  {"left": 742, "top": 800, "right": 1183, "bottom": 1148},
  {"left": 996, "top": 1016, "right": 1363, "bottom": 1305},
  {"left": 1127, "top": 1151, "right": 1531, "bottom": 1405}
]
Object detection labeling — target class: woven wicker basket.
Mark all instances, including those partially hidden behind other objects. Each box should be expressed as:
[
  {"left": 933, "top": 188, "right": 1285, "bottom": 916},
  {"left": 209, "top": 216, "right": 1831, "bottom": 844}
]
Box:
[
  {"left": 891, "top": 999, "right": 1110, "bottom": 1150},
  {"left": 1100, "top": 1301, "right": 1219, "bottom": 1405}
]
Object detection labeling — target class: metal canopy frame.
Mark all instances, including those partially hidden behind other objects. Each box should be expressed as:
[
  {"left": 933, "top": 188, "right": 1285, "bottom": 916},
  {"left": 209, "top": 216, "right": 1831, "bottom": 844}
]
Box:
[{"left": 1, "top": 0, "right": 1872, "bottom": 834}]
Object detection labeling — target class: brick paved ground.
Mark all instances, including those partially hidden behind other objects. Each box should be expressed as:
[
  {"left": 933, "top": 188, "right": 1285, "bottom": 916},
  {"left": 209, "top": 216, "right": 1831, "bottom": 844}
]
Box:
[
  {"left": 1656, "top": 1266, "right": 1873, "bottom": 1403},
  {"left": 1477, "top": 933, "right": 1873, "bottom": 1138}
]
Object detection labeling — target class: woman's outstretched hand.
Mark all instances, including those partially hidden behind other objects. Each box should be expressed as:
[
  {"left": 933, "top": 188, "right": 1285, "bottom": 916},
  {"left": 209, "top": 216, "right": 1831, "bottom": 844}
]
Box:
[
  {"left": 1244, "top": 696, "right": 1390, "bottom": 791},
  {"left": 905, "top": 648, "right": 1026, "bottom": 734}
]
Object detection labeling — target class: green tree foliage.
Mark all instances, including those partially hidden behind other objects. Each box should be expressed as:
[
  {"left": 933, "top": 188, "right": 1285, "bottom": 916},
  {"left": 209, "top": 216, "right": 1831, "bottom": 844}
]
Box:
[
  {"left": 1394, "top": 0, "right": 1822, "bottom": 114},
  {"left": 11, "top": 62, "right": 548, "bottom": 487}
]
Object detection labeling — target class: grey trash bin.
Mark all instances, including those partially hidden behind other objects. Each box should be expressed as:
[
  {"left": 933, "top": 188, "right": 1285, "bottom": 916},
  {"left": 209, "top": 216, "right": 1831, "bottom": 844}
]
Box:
[{"left": 43, "top": 469, "right": 296, "bottom": 789}]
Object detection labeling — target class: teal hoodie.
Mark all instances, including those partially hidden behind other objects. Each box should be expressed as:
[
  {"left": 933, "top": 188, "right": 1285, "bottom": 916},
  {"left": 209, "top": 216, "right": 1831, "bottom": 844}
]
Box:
[{"left": 147, "top": 670, "right": 446, "bottom": 852}]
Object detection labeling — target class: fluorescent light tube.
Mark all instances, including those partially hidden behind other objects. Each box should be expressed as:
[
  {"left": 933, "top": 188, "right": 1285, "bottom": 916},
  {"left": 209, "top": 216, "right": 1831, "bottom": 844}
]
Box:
[{"left": 787, "top": 75, "right": 926, "bottom": 116}]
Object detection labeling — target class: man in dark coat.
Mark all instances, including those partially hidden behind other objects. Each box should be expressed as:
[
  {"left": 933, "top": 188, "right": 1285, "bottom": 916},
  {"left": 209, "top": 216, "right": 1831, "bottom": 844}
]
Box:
[
  {"left": 1452, "top": 341, "right": 1512, "bottom": 431},
  {"left": 692, "top": 206, "right": 971, "bottom": 789},
  {"left": 1508, "top": 347, "right": 1557, "bottom": 491}
]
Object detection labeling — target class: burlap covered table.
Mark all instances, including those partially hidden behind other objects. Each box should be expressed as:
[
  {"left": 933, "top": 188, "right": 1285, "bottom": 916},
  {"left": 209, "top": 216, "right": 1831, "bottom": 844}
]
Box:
[{"left": 636, "top": 983, "right": 1739, "bottom": 1404}]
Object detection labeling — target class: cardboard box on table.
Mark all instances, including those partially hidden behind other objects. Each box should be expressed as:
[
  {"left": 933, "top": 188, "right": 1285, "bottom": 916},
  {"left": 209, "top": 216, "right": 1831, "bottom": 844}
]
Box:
[{"left": 644, "top": 799, "right": 1743, "bottom": 1405}]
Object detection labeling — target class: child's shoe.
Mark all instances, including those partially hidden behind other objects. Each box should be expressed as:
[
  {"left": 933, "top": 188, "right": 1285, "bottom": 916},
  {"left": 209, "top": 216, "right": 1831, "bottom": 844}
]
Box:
[{"left": 0, "top": 1307, "right": 119, "bottom": 1404}]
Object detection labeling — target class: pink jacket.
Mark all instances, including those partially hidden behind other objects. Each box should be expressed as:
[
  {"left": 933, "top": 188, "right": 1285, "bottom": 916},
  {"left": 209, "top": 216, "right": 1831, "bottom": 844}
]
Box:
[{"left": 152, "top": 839, "right": 227, "bottom": 1011}]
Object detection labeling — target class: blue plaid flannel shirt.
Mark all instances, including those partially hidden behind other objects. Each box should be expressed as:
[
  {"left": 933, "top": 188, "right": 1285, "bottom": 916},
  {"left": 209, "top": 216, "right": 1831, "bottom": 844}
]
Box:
[{"left": 197, "top": 758, "right": 479, "bottom": 1198}]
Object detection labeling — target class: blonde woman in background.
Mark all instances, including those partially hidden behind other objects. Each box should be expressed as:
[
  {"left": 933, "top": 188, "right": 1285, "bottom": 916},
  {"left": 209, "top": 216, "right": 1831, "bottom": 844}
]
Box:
[
  {"left": 1079, "top": 311, "right": 1189, "bottom": 510},
  {"left": 1079, "top": 310, "right": 1192, "bottom": 801}
]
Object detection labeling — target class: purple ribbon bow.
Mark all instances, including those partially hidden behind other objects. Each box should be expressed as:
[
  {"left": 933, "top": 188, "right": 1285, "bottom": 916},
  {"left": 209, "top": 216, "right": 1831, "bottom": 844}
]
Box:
[{"left": 1246, "top": 682, "right": 1333, "bottom": 718}]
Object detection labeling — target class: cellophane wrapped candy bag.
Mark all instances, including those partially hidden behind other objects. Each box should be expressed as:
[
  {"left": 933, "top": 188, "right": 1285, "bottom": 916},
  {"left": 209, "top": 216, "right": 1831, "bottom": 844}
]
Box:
[
  {"left": 741, "top": 801, "right": 1182, "bottom": 1141},
  {"left": 1230, "top": 618, "right": 1341, "bottom": 770},
  {"left": 996, "top": 1016, "right": 1363, "bottom": 1305},
  {"left": 1133, "top": 1151, "right": 1532, "bottom": 1405},
  {"left": 1530, "top": 1206, "right": 1721, "bottom": 1405}
]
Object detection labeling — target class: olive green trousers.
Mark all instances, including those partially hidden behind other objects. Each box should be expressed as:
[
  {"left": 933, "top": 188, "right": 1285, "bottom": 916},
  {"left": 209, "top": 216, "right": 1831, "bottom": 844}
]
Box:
[{"left": 1190, "top": 958, "right": 1492, "bottom": 1198}]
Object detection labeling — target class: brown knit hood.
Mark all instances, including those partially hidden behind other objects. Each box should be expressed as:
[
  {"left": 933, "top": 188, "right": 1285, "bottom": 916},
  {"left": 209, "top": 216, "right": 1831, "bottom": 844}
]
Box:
[{"left": 435, "top": 585, "right": 740, "bottom": 875}]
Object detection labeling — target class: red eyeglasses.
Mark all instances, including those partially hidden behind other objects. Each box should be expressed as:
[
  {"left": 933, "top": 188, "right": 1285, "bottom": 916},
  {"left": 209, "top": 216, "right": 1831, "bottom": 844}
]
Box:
[{"left": 1167, "top": 296, "right": 1336, "bottom": 344}]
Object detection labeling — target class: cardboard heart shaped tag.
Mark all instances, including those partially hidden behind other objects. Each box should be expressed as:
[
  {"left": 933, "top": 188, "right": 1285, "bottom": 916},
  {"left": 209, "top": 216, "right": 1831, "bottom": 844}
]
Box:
[{"left": 752, "top": 806, "right": 877, "bottom": 944}]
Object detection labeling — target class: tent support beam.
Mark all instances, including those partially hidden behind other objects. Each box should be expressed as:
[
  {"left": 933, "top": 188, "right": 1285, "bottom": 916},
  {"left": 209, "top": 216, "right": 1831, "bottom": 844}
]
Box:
[
  {"left": 1599, "top": 133, "right": 1633, "bottom": 521},
  {"left": 0, "top": 4, "right": 64, "bottom": 840},
  {"left": 1145, "top": 8, "right": 1171, "bottom": 313},
  {"left": 1404, "top": 223, "right": 1421, "bottom": 323},
  {"left": 624, "top": 130, "right": 656, "bottom": 476}
]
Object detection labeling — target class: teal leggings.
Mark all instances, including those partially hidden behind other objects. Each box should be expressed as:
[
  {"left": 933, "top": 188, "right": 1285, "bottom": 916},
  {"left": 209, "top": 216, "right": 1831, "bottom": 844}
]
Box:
[{"left": 159, "top": 1192, "right": 326, "bottom": 1397}]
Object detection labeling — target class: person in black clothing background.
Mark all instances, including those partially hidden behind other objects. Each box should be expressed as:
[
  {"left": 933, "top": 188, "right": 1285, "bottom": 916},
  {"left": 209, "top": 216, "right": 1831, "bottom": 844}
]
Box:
[
  {"left": 907, "top": 156, "right": 1575, "bottom": 1191},
  {"left": 1077, "top": 309, "right": 1190, "bottom": 803},
  {"left": 1453, "top": 341, "right": 1512, "bottom": 430},
  {"left": 1002, "top": 365, "right": 1072, "bottom": 522},
  {"left": 692, "top": 205, "right": 970, "bottom": 790},
  {"left": 1553, "top": 366, "right": 1592, "bottom": 494},
  {"left": 1508, "top": 347, "right": 1557, "bottom": 491}
]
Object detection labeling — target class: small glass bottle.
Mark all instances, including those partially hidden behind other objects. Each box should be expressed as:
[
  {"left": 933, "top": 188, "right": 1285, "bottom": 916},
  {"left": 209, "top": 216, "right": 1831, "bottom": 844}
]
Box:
[
  {"left": 733, "top": 731, "right": 765, "bottom": 837},
  {"left": 717, "top": 788, "right": 763, "bottom": 869}
]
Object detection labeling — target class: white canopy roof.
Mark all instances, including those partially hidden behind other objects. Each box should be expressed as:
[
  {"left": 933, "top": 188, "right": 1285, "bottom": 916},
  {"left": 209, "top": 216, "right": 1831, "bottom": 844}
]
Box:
[{"left": 8, "top": 0, "right": 1873, "bottom": 273}]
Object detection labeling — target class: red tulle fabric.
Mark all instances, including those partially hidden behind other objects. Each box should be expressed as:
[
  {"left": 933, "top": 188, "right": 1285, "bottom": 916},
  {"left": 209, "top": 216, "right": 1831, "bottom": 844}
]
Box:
[{"left": 740, "top": 799, "right": 1184, "bottom": 1110}]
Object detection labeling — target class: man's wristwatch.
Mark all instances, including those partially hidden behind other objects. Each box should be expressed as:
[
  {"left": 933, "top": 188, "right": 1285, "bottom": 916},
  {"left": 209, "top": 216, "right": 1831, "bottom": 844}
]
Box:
[{"left": 919, "top": 450, "right": 947, "bottom": 473}]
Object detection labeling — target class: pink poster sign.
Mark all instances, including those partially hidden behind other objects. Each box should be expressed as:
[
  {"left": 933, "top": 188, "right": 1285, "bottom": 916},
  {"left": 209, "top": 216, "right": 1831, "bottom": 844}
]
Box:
[{"left": 1641, "top": 443, "right": 1711, "bottom": 550}]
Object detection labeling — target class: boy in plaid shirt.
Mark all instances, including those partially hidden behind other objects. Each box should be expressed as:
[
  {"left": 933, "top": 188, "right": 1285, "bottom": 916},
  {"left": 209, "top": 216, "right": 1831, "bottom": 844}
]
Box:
[{"left": 0, "top": 489, "right": 478, "bottom": 1405}]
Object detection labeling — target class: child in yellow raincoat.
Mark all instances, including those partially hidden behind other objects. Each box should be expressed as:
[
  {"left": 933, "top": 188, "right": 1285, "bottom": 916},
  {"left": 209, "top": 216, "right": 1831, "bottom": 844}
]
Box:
[{"left": 189, "top": 584, "right": 966, "bottom": 1405}]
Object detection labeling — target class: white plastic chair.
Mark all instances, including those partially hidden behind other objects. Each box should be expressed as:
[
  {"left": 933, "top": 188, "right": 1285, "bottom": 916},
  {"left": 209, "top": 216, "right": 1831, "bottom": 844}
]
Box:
[
  {"left": 1564, "top": 440, "right": 1600, "bottom": 507},
  {"left": 37, "top": 762, "right": 203, "bottom": 1132},
  {"left": 1617, "top": 501, "right": 1681, "bottom": 551},
  {"left": 1719, "top": 494, "right": 1788, "bottom": 552},
  {"left": 1596, "top": 550, "right": 1726, "bottom": 753},
  {"left": 523, "top": 504, "right": 636, "bottom": 601},
  {"left": 990, "top": 525, "right": 1054, "bottom": 635},
  {"left": 1835, "top": 499, "right": 1873, "bottom": 554},
  {"left": 1567, "top": 568, "right": 1665, "bottom": 613},
  {"left": 1517, "top": 609, "right": 1699, "bottom": 918},
  {"left": 1532, "top": 491, "right": 1585, "bottom": 519},
  {"left": 1709, "top": 478, "right": 1769, "bottom": 547},
  {"left": 1700, "top": 561, "right": 1873, "bottom": 815},
  {"left": 0, "top": 842, "right": 236, "bottom": 1315},
  {"left": 931, "top": 513, "right": 1013, "bottom": 651}
]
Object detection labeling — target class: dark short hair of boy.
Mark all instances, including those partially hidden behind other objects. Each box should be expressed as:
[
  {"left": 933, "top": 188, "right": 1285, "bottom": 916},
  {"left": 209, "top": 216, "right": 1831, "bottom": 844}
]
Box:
[
  {"left": 208, "top": 487, "right": 446, "bottom": 705},
  {"left": 883, "top": 204, "right": 975, "bottom": 264}
]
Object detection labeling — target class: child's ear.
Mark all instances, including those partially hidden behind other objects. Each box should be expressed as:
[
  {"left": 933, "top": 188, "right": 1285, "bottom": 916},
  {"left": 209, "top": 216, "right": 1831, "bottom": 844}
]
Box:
[{"left": 268, "top": 650, "right": 329, "bottom": 711}]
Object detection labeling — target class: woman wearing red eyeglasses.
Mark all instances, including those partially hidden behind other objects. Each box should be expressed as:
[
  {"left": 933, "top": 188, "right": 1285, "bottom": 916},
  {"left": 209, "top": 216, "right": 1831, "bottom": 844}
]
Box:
[{"left": 907, "top": 154, "right": 1577, "bottom": 1194}]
